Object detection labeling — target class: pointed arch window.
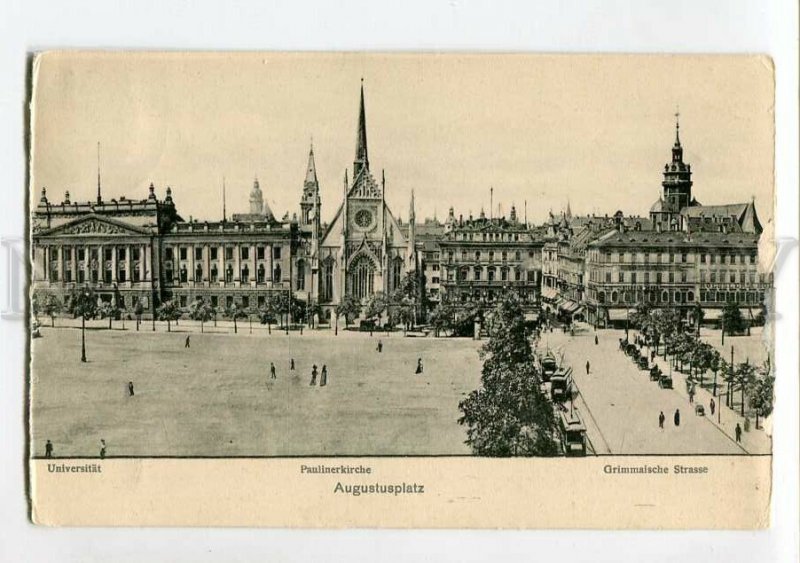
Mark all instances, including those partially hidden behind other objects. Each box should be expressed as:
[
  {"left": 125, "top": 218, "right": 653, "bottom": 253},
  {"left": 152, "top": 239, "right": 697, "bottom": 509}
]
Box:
[{"left": 349, "top": 255, "right": 375, "bottom": 300}]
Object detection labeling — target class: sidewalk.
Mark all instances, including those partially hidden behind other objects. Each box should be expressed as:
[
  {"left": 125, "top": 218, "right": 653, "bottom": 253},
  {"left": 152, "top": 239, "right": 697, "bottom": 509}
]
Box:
[{"left": 640, "top": 334, "right": 772, "bottom": 455}]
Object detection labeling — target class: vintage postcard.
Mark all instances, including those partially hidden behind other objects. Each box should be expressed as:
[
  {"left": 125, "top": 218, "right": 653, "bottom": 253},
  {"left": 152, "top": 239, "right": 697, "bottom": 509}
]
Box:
[{"left": 28, "top": 52, "right": 775, "bottom": 528}]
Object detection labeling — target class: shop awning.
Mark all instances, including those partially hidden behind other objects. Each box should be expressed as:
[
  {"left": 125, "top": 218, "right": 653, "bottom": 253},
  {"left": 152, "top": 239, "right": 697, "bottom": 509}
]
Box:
[
  {"left": 607, "top": 309, "right": 634, "bottom": 321},
  {"left": 541, "top": 287, "right": 558, "bottom": 300},
  {"left": 702, "top": 308, "right": 723, "bottom": 320}
]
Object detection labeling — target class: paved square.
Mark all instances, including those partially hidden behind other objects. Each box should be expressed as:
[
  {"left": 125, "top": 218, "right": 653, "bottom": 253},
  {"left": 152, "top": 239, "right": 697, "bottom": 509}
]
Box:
[{"left": 30, "top": 325, "right": 482, "bottom": 457}]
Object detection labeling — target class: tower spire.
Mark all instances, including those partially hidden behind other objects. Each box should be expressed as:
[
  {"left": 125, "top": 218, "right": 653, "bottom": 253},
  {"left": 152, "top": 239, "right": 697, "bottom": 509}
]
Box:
[
  {"left": 96, "top": 141, "right": 102, "bottom": 205},
  {"left": 354, "top": 79, "right": 369, "bottom": 177},
  {"left": 674, "top": 106, "right": 681, "bottom": 147}
]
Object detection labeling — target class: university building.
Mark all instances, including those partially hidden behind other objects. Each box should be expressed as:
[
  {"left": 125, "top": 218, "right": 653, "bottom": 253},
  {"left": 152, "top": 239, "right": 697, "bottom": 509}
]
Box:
[{"left": 31, "top": 88, "right": 770, "bottom": 328}]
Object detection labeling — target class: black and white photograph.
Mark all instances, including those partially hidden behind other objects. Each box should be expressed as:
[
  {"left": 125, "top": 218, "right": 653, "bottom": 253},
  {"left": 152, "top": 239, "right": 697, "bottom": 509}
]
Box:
[{"left": 28, "top": 53, "right": 775, "bottom": 463}]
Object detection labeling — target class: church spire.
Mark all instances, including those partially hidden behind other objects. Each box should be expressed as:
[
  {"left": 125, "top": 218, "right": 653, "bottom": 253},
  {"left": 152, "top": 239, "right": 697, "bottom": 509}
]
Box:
[
  {"left": 305, "top": 142, "right": 318, "bottom": 186},
  {"left": 354, "top": 79, "right": 369, "bottom": 177}
]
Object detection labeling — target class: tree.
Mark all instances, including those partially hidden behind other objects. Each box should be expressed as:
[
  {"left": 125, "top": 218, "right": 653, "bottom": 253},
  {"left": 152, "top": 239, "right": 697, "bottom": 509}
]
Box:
[
  {"left": 189, "top": 298, "right": 214, "bottom": 333},
  {"left": 157, "top": 300, "right": 180, "bottom": 332},
  {"left": 69, "top": 286, "right": 98, "bottom": 362},
  {"left": 733, "top": 361, "right": 757, "bottom": 418},
  {"left": 39, "top": 293, "right": 63, "bottom": 327},
  {"left": 709, "top": 348, "right": 722, "bottom": 396},
  {"left": 429, "top": 302, "right": 456, "bottom": 337},
  {"left": 98, "top": 300, "right": 120, "bottom": 329},
  {"left": 364, "top": 291, "right": 389, "bottom": 323},
  {"left": 748, "top": 363, "right": 774, "bottom": 429},
  {"left": 722, "top": 302, "right": 746, "bottom": 336},
  {"left": 335, "top": 294, "right": 361, "bottom": 328},
  {"left": 458, "top": 293, "right": 559, "bottom": 456},
  {"left": 224, "top": 303, "right": 247, "bottom": 334},
  {"left": 258, "top": 295, "right": 279, "bottom": 334},
  {"left": 134, "top": 301, "right": 144, "bottom": 331},
  {"left": 306, "top": 299, "right": 324, "bottom": 328}
]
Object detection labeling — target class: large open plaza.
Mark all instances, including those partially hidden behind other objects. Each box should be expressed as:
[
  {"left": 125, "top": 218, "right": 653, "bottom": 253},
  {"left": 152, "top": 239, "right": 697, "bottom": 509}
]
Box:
[
  {"left": 30, "top": 319, "right": 772, "bottom": 458},
  {"left": 30, "top": 322, "right": 483, "bottom": 457}
]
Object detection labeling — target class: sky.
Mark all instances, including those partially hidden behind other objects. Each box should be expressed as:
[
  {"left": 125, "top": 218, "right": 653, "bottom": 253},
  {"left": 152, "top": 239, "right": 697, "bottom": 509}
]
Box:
[{"left": 31, "top": 52, "right": 774, "bottom": 230}]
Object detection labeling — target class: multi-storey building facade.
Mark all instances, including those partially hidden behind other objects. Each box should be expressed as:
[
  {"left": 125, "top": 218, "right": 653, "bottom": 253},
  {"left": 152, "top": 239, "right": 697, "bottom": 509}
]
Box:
[
  {"left": 31, "top": 93, "right": 769, "bottom": 329},
  {"left": 437, "top": 207, "right": 544, "bottom": 316}
]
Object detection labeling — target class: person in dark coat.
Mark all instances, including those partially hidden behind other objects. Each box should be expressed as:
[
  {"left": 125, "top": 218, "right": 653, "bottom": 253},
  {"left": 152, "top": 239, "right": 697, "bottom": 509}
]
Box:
[
  {"left": 310, "top": 365, "right": 318, "bottom": 386},
  {"left": 290, "top": 358, "right": 295, "bottom": 370},
  {"left": 658, "top": 411, "right": 665, "bottom": 429},
  {"left": 185, "top": 335, "right": 190, "bottom": 348},
  {"left": 45, "top": 440, "right": 53, "bottom": 458},
  {"left": 320, "top": 365, "right": 328, "bottom": 387},
  {"left": 377, "top": 340, "right": 383, "bottom": 353},
  {"left": 710, "top": 397, "right": 716, "bottom": 416},
  {"left": 585, "top": 360, "right": 590, "bottom": 375},
  {"left": 735, "top": 423, "right": 742, "bottom": 443},
  {"left": 594, "top": 334, "right": 598, "bottom": 346},
  {"left": 128, "top": 381, "right": 135, "bottom": 397},
  {"left": 674, "top": 409, "right": 681, "bottom": 427},
  {"left": 415, "top": 358, "right": 423, "bottom": 374},
  {"left": 100, "top": 439, "right": 106, "bottom": 459},
  {"left": 270, "top": 362, "right": 277, "bottom": 379}
]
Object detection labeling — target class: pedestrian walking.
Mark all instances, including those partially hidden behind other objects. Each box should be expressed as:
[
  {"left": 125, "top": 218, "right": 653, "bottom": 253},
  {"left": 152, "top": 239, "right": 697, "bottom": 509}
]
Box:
[
  {"left": 735, "top": 423, "right": 742, "bottom": 443},
  {"left": 100, "top": 439, "right": 106, "bottom": 459},
  {"left": 658, "top": 411, "right": 665, "bottom": 429},
  {"left": 290, "top": 358, "right": 295, "bottom": 370},
  {"left": 185, "top": 335, "right": 190, "bottom": 348},
  {"left": 688, "top": 387, "right": 694, "bottom": 404},
  {"left": 710, "top": 397, "right": 716, "bottom": 416},
  {"left": 674, "top": 409, "right": 681, "bottom": 427},
  {"left": 45, "top": 439, "right": 53, "bottom": 458},
  {"left": 651, "top": 350, "right": 656, "bottom": 362},
  {"left": 270, "top": 362, "right": 277, "bottom": 379},
  {"left": 415, "top": 358, "right": 424, "bottom": 374},
  {"left": 377, "top": 340, "right": 383, "bottom": 353},
  {"left": 585, "top": 360, "right": 590, "bottom": 375},
  {"left": 320, "top": 365, "right": 328, "bottom": 387},
  {"left": 310, "top": 365, "right": 318, "bottom": 386},
  {"left": 594, "top": 334, "right": 598, "bottom": 346},
  {"left": 128, "top": 381, "right": 135, "bottom": 397}
]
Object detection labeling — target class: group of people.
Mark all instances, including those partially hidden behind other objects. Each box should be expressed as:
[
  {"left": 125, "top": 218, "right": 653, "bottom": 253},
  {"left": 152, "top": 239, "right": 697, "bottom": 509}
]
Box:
[{"left": 43, "top": 438, "right": 107, "bottom": 458}]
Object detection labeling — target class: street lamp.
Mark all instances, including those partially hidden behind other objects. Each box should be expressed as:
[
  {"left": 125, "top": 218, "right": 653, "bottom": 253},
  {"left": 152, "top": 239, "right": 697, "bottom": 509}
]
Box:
[{"left": 80, "top": 288, "right": 88, "bottom": 363}]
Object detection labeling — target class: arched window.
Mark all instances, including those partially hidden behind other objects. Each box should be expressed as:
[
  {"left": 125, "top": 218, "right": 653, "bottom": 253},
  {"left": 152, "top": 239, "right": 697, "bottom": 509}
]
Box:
[
  {"left": 598, "top": 291, "right": 606, "bottom": 304},
  {"left": 296, "top": 260, "right": 305, "bottom": 290},
  {"left": 662, "top": 290, "right": 669, "bottom": 303},
  {"left": 225, "top": 264, "right": 233, "bottom": 283},
  {"left": 195, "top": 264, "right": 203, "bottom": 282},
  {"left": 257, "top": 264, "right": 265, "bottom": 283},
  {"left": 488, "top": 267, "right": 496, "bottom": 282},
  {"left": 687, "top": 291, "right": 695, "bottom": 302},
  {"left": 391, "top": 257, "right": 403, "bottom": 292},
  {"left": 241, "top": 264, "right": 250, "bottom": 283},
  {"left": 474, "top": 266, "right": 482, "bottom": 281},
  {"left": 180, "top": 266, "right": 188, "bottom": 283},
  {"left": 210, "top": 264, "right": 218, "bottom": 283},
  {"left": 273, "top": 264, "right": 282, "bottom": 284},
  {"left": 349, "top": 255, "right": 375, "bottom": 300},
  {"left": 611, "top": 291, "right": 618, "bottom": 303},
  {"left": 321, "top": 259, "right": 334, "bottom": 303}
]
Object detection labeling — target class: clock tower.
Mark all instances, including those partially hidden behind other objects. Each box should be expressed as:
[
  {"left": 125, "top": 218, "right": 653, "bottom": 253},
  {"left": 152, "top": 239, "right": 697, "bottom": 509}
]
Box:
[{"left": 319, "top": 82, "right": 410, "bottom": 307}]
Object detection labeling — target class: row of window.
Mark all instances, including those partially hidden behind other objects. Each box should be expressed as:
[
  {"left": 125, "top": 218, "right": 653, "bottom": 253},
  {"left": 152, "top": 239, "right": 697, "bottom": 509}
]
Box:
[
  {"left": 448, "top": 267, "right": 538, "bottom": 283},
  {"left": 445, "top": 249, "right": 531, "bottom": 263},
  {"left": 590, "top": 269, "right": 763, "bottom": 285},
  {"left": 165, "top": 245, "right": 283, "bottom": 262},
  {"left": 594, "top": 289, "right": 765, "bottom": 305},
  {"left": 49, "top": 247, "right": 141, "bottom": 262},
  {"left": 49, "top": 268, "right": 142, "bottom": 284},
  {"left": 452, "top": 232, "right": 523, "bottom": 242},
  {"left": 165, "top": 262, "right": 307, "bottom": 289},
  {"left": 592, "top": 250, "right": 756, "bottom": 265}
]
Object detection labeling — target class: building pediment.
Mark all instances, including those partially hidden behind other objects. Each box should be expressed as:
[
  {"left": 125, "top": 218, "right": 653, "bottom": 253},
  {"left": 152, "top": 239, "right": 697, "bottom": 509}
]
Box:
[{"left": 36, "top": 214, "right": 152, "bottom": 237}]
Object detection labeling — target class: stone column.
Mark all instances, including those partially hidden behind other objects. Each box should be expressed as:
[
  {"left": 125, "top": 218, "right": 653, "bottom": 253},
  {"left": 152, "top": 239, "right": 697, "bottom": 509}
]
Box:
[
  {"left": 218, "top": 245, "right": 225, "bottom": 286},
  {"left": 111, "top": 245, "right": 118, "bottom": 283},
  {"left": 56, "top": 245, "right": 63, "bottom": 284},
  {"left": 126, "top": 244, "right": 132, "bottom": 287},
  {"left": 234, "top": 242, "right": 241, "bottom": 285},
  {"left": 188, "top": 244, "right": 195, "bottom": 287},
  {"left": 251, "top": 243, "right": 257, "bottom": 287},
  {"left": 267, "top": 244, "right": 273, "bottom": 284},
  {"left": 204, "top": 244, "right": 210, "bottom": 284},
  {"left": 97, "top": 244, "right": 104, "bottom": 284},
  {"left": 72, "top": 246, "right": 78, "bottom": 285}
]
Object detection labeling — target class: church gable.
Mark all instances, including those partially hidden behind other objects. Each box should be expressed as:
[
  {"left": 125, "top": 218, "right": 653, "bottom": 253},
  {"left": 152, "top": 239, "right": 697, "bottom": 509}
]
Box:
[{"left": 348, "top": 168, "right": 382, "bottom": 199}]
